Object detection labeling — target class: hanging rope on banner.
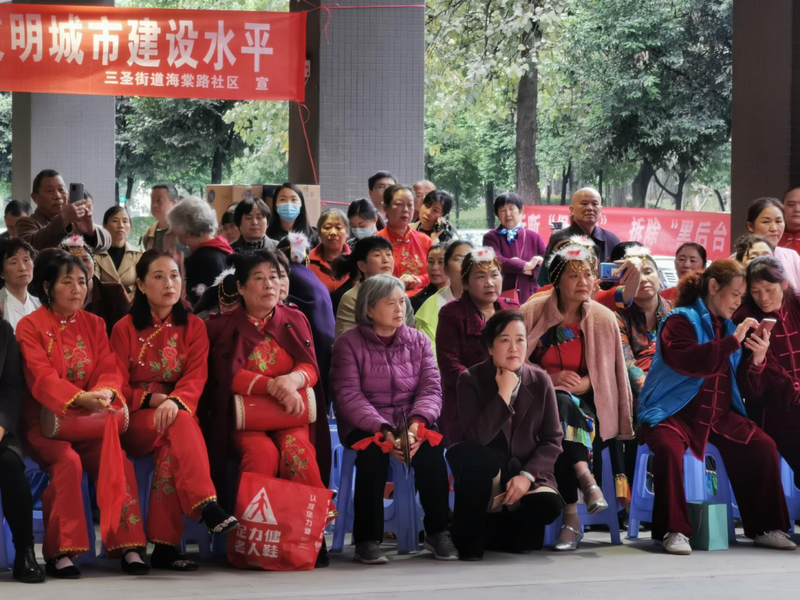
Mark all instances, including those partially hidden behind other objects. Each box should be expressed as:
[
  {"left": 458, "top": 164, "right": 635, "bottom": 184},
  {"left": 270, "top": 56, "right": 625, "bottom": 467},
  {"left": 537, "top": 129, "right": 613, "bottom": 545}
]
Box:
[{"left": 295, "top": 102, "right": 319, "bottom": 186}]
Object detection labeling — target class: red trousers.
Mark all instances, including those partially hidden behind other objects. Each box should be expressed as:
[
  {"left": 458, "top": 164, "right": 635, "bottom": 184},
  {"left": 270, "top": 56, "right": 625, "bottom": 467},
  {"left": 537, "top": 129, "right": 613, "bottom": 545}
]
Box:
[
  {"left": 231, "top": 425, "right": 324, "bottom": 489},
  {"left": 642, "top": 424, "right": 790, "bottom": 541},
  {"left": 25, "top": 427, "right": 146, "bottom": 560},
  {"left": 123, "top": 410, "right": 218, "bottom": 546}
]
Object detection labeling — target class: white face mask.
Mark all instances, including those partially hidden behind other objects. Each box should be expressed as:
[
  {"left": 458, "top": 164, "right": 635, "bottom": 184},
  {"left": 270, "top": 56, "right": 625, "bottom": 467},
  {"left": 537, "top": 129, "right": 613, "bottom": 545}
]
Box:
[{"left": 351, "top": 227, "right": 374, "bottom": 240}]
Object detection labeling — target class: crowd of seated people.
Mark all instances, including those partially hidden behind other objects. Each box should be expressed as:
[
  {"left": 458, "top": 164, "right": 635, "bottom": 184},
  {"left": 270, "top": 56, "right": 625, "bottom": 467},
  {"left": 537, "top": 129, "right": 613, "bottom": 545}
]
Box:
[{"left": 4, "top": 169, "right": 800, "bottom": 586}]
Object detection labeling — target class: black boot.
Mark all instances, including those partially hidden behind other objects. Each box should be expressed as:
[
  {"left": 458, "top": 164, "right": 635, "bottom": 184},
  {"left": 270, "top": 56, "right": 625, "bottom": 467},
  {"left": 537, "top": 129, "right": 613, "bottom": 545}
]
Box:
[
  {"left": 12, "top": 546, "right": 45, "bottom": 583},
  {"left": 200, "top": 501, "right": 239, "bottom": 535}
]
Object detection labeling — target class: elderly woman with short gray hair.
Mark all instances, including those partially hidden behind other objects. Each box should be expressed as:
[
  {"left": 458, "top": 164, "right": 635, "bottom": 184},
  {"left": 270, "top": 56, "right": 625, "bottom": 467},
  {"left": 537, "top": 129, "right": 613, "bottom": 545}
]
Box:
[
  {"left": 330, "top": 274, "right": 456, "bottom": 564},
  {"left": 168, "top": 195, "right": 234, "bottom": 304}
]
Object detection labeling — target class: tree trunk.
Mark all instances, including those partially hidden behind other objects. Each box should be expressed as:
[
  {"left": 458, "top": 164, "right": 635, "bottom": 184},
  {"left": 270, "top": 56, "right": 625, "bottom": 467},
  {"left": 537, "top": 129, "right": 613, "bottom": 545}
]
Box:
[
  {"left": 115, "top": 181, "right": 120, "bottom": 205},
  {"left": 515, "top": 66, "right": 540, "bottom": 205},
  {"left": 652, "top": 170, "right": 690, "bottom": 211},
  {"left": 485, "top": 182, "right": 495, "bottom": 229},
  {"left": 714, "top": 189, "right": 726, "bottom": 212},
  {"left": 674, "top": 172, "right": 689, "bottom": 211},
  {"left": 125, "top": 176, "right": 134, "bottom": 204},
  {"left": 631, "top": 160, "right": 654, "bottom": 208},
  {"left": 597, "top": 170, "right": 604, "bottom": 200},
  {"left": 560, "top": 160, "right": 572, "bottom": 205},
  {"left": 211, "top": 145, "right": 224, "bottom": 184}
]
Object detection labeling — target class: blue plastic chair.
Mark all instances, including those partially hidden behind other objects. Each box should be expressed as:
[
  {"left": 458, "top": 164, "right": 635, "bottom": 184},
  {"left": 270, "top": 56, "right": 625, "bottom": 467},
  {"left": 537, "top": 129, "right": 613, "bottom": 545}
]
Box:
[
  {"left": 780, "top": 458, "right": 800, "bottom": 532},
  {"left": 331, "top": 448, "right": 424, "bottom": 554},
  {"left": 0, "top": 496, "right": 13, "bottom": 570},
  {"left": 544, "top": 447, "right": 622, "bottom": 546},
  {"left": 19, "top": 459, "right": 96, "bottom": 564},
  {"left": 628, "top": 442, "right": 736, "bottom": 543},
  {"left": 132, "top": 454, "right": 214, "bottom": 557}
]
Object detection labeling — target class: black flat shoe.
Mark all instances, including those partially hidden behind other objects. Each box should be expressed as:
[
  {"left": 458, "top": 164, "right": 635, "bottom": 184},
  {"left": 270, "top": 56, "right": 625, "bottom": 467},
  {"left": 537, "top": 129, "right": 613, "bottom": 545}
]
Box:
[
  {"left": 201, "top": 501, "right": 239, "bottom": 535},
  {"left": 12, "top": 546, "right": 45, "bottom": 583},
  {"left": 45, "top": 557, "right": 81, "bottom": 580},
  {"left": 315, "top": 539, "right": 329, "bottom": 568},
  {"left": 150, "top": 543, "right": 198, "bottom": 572},
  {"left": 121, "top": 551, "right": 150, "bottom": 576}
]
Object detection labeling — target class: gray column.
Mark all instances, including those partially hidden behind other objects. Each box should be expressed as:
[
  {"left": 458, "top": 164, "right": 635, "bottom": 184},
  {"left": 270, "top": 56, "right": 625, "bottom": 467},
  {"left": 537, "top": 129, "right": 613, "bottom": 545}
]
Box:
[
  {"left": 11, "top": 0, "right": 115, "bottom": 215},
  {"left": 289, "top": 0, "right": 425, "bottom": 203}
]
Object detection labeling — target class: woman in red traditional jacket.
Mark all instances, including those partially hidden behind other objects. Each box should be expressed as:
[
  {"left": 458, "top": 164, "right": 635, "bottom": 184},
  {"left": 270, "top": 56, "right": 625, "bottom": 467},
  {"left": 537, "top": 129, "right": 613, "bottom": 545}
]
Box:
[
  {"left": 735, "top": 256, "right": 800, "bottom": 486},
  {"left": 199, "top": 249, "right": 331, "bottom": 567},
  {"left": 18, "top": 250, "right": 148, "bottom": 578},
  {"left": 112, "top": 250, "right": 238, "bottom": 571}
]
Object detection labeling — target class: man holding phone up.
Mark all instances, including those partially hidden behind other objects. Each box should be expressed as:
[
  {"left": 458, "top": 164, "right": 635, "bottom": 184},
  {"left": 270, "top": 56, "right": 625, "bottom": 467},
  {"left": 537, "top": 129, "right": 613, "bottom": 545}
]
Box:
[{"left": 17, "top": 169, "right": 111, "bottom": 251}]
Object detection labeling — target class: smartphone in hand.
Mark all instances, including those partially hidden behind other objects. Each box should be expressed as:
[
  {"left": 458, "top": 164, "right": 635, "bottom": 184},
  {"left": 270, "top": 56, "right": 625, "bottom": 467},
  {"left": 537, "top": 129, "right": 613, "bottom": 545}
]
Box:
[
  {"left": 755, "top": 318, "right": 777, "bottom": 338},
  {"left": 69, "top": 182, "right": 84, "bottom": 204}
]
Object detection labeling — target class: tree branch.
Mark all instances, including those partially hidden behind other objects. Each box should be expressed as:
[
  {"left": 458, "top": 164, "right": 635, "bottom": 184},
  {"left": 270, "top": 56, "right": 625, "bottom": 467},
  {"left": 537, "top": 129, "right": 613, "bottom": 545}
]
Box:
[{"left": 652, "top": 171, "right": 678, "bottom": 200}]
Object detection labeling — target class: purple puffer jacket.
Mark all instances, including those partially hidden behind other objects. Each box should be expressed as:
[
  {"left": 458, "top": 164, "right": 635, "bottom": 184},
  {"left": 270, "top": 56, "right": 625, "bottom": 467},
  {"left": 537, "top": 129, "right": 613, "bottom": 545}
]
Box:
[{"left": 330, "top": 324, "right": 442, "bottom": 442}]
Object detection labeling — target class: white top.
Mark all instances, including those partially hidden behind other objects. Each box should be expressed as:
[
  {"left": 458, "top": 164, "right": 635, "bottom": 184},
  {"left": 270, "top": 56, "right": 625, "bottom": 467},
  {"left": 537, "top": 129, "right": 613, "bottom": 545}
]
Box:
[
  {"left": 4, "top": 290, "right": 40, "bottom": 332},
  {"left": 775, "top": 246, "right": 800, "bottom": 293}
]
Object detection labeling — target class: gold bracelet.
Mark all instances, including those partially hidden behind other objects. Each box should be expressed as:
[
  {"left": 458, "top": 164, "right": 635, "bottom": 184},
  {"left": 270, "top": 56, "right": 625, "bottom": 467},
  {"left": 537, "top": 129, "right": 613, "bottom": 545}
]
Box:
[{"left": 247, "top": 374, "right": 263, "bottom": 396}]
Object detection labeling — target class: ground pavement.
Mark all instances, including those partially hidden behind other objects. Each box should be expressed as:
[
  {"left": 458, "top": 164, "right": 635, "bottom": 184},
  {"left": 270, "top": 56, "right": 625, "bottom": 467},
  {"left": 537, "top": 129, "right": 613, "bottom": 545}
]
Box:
[{"left": 2, "top": 530, "right": 800, "bottom": 599}]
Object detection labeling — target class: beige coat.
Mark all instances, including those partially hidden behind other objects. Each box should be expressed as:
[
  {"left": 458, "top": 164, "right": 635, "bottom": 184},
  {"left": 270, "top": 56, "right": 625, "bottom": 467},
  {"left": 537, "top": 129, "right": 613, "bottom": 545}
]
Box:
[
  {"left": 93, "top": 242, "right": 142, "bottom": 294},
  {"left": 521, "top": 291, "right": 635, "bottom": 441}
]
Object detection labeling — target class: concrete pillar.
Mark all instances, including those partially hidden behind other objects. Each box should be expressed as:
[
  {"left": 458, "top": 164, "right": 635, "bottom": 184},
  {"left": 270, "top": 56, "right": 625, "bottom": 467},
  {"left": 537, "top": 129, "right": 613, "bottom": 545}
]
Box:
[
  {"left": 11, "top": 0, "right": 115, "bottom": 215},
  {"left": 730, "top": 0, "right": 797, "bottom": 246},
  {"left": 289, "top": 0, "right": 425, "bottom": 203}
]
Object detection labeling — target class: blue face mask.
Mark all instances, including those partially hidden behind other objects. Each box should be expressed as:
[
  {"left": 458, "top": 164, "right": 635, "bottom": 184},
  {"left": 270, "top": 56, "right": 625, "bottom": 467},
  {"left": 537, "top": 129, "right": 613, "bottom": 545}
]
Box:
[
  {"left": 351, "top": 227, "right": 374, "bottom": 240},
  {"left": 277, "top": 203, "right": 301, "bottom": 222}
]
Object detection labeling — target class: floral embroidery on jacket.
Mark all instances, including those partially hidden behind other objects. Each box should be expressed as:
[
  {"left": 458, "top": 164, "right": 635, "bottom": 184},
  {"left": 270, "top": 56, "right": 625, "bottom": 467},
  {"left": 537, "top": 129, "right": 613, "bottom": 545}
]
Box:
[
  {"left": 118, "top": 486, "right": 142, "bottom": 531},
  {"left": 399, "top": 248, "right": 423, "bottom": 276},
  {"left": 64, "top": 336, "right": 91, "bottom": 382},
  {"left": 248, "top": 336, "right": 279, "bottom": 372},
  {"left": 150, "top": 334, "right": 183, "bottom": 380},
  {"left": 151, "top": 455, "right": 176, "bottom": 502},
  {"left": 282, "top": 434, "right": 309, "bottom": 480}
]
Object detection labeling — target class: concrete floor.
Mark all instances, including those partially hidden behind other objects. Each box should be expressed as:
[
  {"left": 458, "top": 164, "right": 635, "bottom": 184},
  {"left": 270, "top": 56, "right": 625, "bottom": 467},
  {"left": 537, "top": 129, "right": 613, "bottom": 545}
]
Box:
[{"left": 2, "top": 530, "right": 800, "bottom": 599}]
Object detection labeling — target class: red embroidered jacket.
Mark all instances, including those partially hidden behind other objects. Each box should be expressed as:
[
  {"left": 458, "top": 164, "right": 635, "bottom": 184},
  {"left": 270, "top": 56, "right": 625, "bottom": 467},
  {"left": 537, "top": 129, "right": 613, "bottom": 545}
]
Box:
[
  {"left": 17, "top": 307, "right": 125, "bottom": 425},
  {"left": 376, "top": 226, "right": 432, "bottom": 296},
  {"left": 111, "top": 313, "right": 210, "bottom": 415}
]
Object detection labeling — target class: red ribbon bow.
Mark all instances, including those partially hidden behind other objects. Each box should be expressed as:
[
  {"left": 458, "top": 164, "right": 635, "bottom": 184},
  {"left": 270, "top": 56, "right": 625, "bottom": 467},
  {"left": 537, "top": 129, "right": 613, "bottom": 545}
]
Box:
[
  {"left": 351, "top": 431, "right": 395, "bottom": 453},
  {"left": 414, "top": 423, "right": 443, "bottom": 446}
]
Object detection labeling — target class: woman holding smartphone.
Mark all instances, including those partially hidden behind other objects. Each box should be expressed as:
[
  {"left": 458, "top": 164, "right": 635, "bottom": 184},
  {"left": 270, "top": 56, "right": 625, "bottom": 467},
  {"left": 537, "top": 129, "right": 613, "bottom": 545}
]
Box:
[{"left": 735, "top": 256, "right": 800, "bottom": 485}]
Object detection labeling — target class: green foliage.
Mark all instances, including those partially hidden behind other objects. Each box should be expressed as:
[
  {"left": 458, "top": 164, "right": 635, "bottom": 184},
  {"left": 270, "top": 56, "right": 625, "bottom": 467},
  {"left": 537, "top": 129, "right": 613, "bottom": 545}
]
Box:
[
  {"left": 0, "top": 92, "right": 10, "bottom": 199},
  {"left": 426, "top": 0, "right": 569, "bottom": 203},
  {"left": 130, "top": 216, "right": 156, "bottom": 247},
  {"left": 538, "top": 0, "right": 732, "bottom": 205},
  {"left": 114, "top": 0, "right": 289, "bottom": 199}
]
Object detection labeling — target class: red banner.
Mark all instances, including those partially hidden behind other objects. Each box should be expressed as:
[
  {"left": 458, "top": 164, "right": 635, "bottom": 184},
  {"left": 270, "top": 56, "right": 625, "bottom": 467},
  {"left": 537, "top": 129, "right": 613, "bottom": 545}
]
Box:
[
  {"left": 522, "top": 206, "right": 731, "bottom": 260},
  {"left": 0, "top": 4, "right": 306, "bottom": 101}
]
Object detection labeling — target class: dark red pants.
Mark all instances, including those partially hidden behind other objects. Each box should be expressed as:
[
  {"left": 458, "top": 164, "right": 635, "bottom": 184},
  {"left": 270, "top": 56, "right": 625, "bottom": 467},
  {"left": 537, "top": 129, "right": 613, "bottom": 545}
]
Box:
[
  {"left": 231, "top": 425, "right": 324, "bottom": 489},
  {"left": 642, "top": 424, "right": 790, "bottom": 541},
  {"left": 123, "top": 410, "right": 218, "bottom": 546},
  {"left": 25, "top": 427, "right": 146, "bottom": 559}
]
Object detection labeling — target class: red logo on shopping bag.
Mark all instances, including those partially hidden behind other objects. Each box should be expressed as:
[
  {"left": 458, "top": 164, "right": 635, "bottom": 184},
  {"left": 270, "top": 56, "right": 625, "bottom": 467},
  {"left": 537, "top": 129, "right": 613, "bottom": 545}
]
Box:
[
  {"left": 241, "top": 487, "right": 278, "bottom": 525},
  {"left": 228, "top": 472, "right": 333, "bottom": 570}
]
